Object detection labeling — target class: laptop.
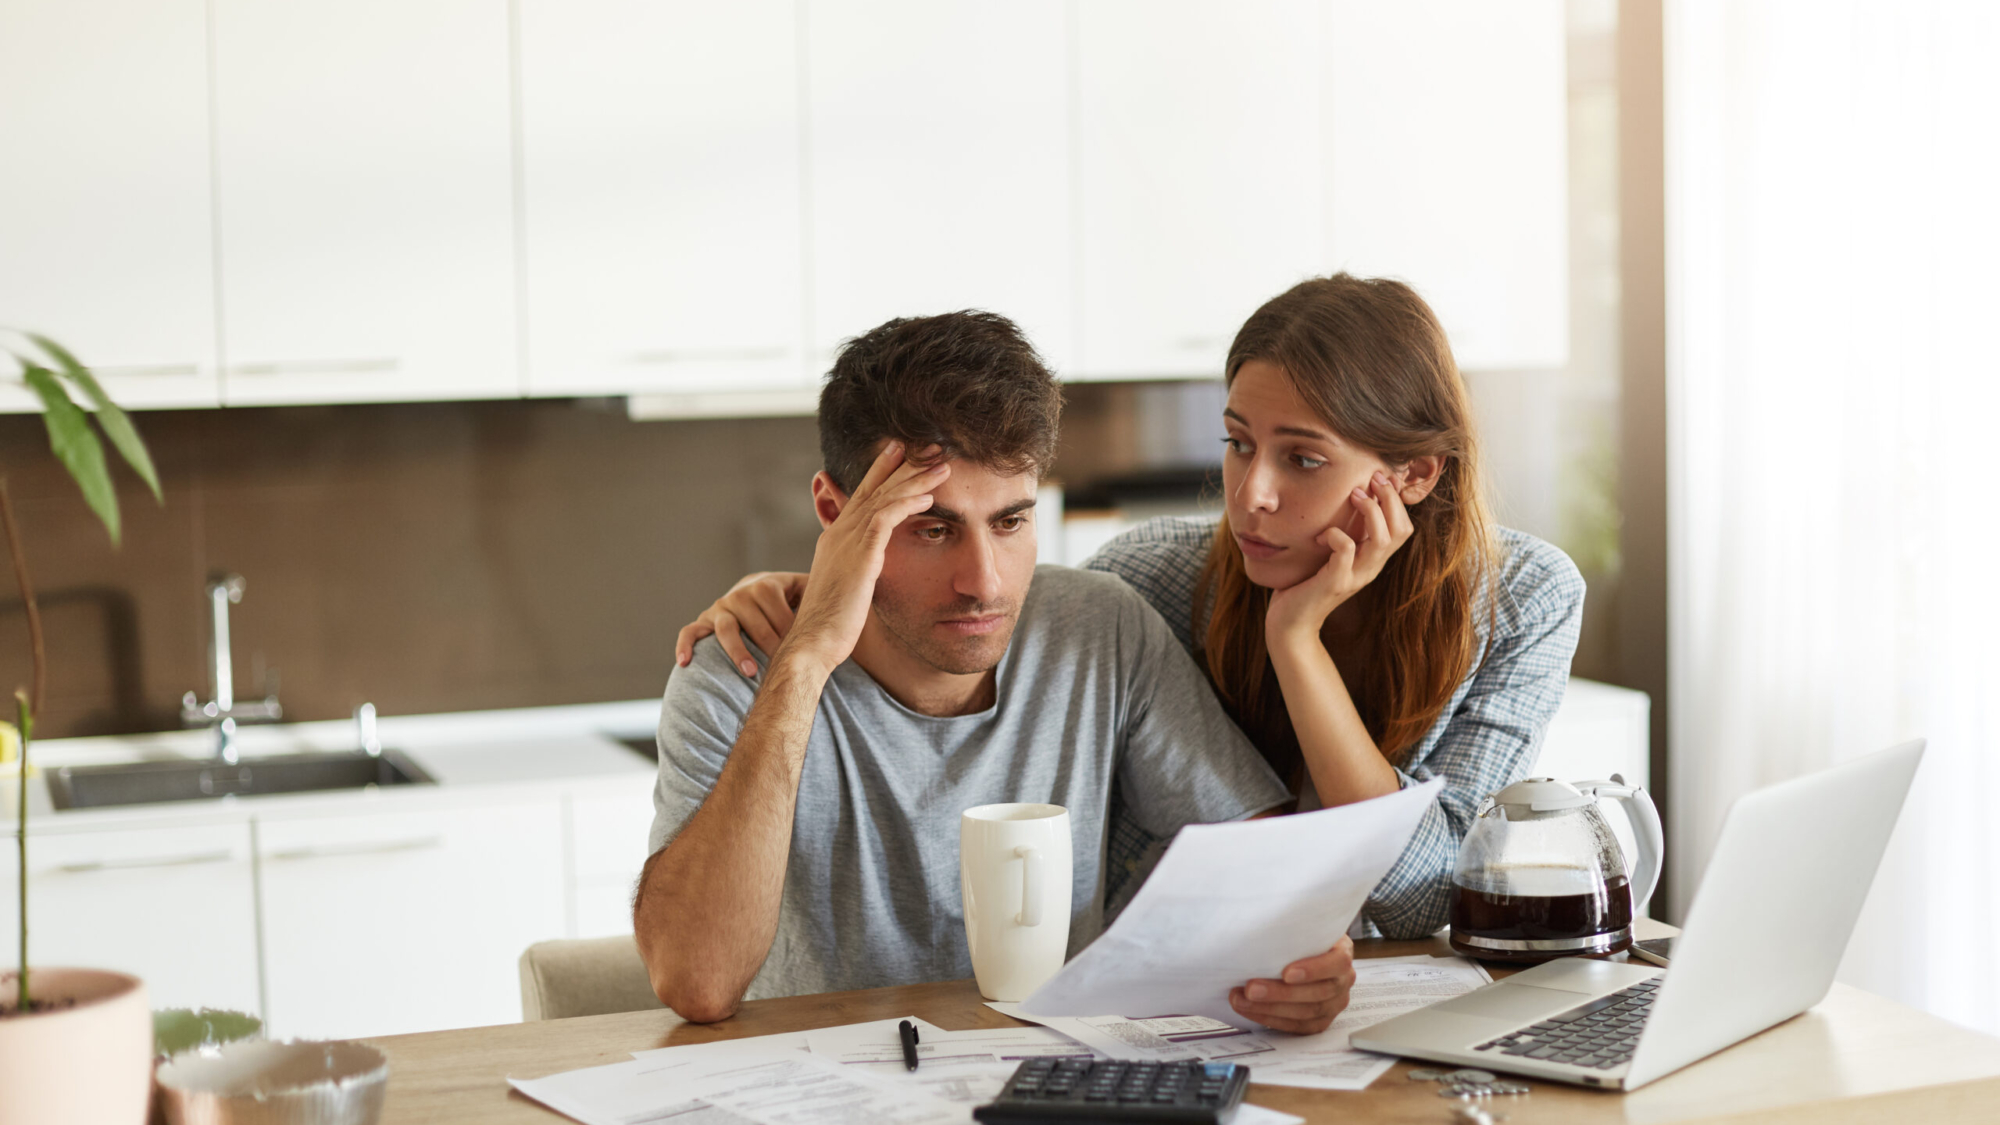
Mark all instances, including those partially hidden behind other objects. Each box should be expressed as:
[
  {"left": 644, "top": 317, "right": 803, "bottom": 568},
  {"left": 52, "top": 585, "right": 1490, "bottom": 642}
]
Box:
[{"left": 1352, "top": 739, "right": 1924, "bottom": 1091}]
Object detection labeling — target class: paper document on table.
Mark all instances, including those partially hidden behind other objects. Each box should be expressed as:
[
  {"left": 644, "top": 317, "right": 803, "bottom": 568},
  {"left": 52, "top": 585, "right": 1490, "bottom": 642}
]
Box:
[
  {"left": 696, "top": 1055, "right": 962, "bottom": 1125},
  {"left": 993, "top": 954, "right": 1491, "bottom": 1091},
  {"left": 857, "top": 1057, "right": 1023, "bottom": 1108},
  {"left": 803, "top": 1017, "right": 1082, "bottom": 1066},
  {"left": 913, "top": 1025, "right": 1098, "bottom": 1062},
  {"left": 1251, "top": 955, "right": 1494, "bottom": 1091},
  {"left": 985, "top": 1003, "right": 1271, "bottom": 1062},
  {"left": 803, "top": 1017, "right": 1096, "bottom": 1108},
  {"left": 513, "top": 1048, "right": 962, "bottom": 1125},
  {"left": 511, "top": 1056, "right": 727, "bottom": 1125},
  {"left": 1022, "top": 779, "right": 1443, "bottom": 1027}
]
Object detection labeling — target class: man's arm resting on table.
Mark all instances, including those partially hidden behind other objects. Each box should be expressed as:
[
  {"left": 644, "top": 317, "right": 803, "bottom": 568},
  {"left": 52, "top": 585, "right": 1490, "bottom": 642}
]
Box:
[
  {"left": 632, "top": 653, "right": 831, "bottom": 1023},
  {"left": 635, "top": 440, "right": 946, "bottom": 1022}
]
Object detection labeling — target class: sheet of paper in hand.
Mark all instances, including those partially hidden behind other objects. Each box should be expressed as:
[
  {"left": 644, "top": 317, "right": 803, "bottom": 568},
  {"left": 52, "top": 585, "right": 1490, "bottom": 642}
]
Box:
[{"left": 1021, "top": 778, "right": 1443, "bottom": 1028}]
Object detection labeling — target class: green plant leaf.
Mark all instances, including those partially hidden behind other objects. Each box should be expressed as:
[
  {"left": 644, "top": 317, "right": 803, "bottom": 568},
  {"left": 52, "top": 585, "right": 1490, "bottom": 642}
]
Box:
[
  {"left": 22, "top": 364, "right": 120, "bottom": 546},
  {"left": 153, "top": 1007, "right": 264, "bottom": 1056},
  {"left": 27, "top": 333, "right": 162, "bottom": 504}
]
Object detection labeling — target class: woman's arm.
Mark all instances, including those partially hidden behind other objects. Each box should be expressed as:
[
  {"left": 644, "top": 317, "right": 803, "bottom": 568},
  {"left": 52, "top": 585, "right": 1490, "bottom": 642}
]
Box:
[
  {"left": 673, "top": 572, "right": 807, "bottom": 678},
  {"left": 1264, "top": 472, "right": 1410, "bottom": 807},
  {"left": 1079, "top": 516, "right": 1214, "bottom": 654},
  {"left": 1363, "top": 536, "right": 1585, "bottom": 938},
  {"left": 1267, "top": 631, "right": 1400, "bottom": 804}
]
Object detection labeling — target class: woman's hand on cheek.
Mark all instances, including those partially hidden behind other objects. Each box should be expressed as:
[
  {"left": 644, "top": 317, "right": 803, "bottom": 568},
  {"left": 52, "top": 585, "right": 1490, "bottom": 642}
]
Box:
[
  {"left": 1264, "top": 472, "right": 1414, "bottom": 646},
  {"left": 1264, "top": 523, "right": 1359, "bottom": 644}
]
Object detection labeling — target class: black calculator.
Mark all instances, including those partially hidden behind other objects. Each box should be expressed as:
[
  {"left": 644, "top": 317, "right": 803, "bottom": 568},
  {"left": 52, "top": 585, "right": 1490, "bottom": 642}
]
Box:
[{"left": 972, "top": 1058, "right": 1251, "bottom": 1125}]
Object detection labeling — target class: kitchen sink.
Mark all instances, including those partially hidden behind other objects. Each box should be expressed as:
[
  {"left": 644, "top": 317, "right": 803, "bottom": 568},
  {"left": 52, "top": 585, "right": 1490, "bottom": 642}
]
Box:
[
  {"left": 615, "top": 736, "right": 657, "bottom": 761},
  {"left": 47, "top": 749, "right": 434, "bottom": 811}
]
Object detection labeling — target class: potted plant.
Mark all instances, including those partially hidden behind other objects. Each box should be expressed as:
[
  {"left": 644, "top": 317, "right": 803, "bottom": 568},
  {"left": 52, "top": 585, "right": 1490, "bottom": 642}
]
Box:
[{"left": 0, "top": 332, "right": 163, "bottom": 1123}]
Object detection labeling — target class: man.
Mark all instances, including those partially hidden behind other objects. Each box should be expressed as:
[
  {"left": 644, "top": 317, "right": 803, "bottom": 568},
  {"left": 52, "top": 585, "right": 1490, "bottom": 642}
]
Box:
[{"left": 634, "top": 311, "right": 1358, "bottom": 1030}]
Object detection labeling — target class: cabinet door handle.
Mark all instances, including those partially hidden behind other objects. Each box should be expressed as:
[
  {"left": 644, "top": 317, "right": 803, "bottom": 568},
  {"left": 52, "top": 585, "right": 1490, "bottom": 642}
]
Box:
[
  {"left": 227, "top": 358, "right": 401, "bottom": 376},
  {"left": 266, "top": 836, "right": 443, "bottom": 862},
  {"left": 48, "top": 849, "right": 235, "bottom": 875}
]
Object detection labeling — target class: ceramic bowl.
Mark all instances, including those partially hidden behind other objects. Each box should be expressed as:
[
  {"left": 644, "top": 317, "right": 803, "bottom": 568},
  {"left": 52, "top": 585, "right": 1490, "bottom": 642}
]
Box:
[{"left": 155, "top": 1038, "right": 388, "bottom": 1125}]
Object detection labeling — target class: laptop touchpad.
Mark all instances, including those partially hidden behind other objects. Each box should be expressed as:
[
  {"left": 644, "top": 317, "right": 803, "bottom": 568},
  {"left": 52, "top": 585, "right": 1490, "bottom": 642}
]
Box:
[{"left": 1431, "top": 984, "right": 1583, "bottom": 1023}]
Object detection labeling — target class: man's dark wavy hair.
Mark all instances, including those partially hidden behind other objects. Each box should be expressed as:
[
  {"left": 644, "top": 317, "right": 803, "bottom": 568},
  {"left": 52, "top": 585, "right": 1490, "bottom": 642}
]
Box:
[{"left": 818, "top": 310, "right": 1062, "bottom": 494}]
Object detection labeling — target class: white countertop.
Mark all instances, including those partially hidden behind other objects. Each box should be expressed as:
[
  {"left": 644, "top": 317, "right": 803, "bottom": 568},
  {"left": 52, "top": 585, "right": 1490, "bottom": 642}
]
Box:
[{"left": 3, "top": 699, "right": 662, "bottom": 834}]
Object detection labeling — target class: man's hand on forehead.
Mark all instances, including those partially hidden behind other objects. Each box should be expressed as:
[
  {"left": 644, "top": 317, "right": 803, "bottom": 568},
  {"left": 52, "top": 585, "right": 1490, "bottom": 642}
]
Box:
[
  {"left": 778, "top": 441, "right": 949, "bottom": 674},
  {"left": 848, "top": 437, "right": 947, "bottom": 489}
]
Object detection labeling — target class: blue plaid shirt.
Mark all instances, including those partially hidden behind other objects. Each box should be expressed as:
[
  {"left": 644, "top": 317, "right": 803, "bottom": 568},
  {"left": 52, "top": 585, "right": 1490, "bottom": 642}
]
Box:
[{"left": 1084, "top": 517, "right": 1586, "bottom": 939}]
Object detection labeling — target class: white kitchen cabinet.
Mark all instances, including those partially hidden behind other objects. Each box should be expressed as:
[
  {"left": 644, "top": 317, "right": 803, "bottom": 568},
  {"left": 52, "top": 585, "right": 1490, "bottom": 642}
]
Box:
[
  {"left": 209, "top": 0, "right": 517, "bottom": 406},
  {"left": 0, "top": 822, "right": 261, "bottom": 1014},
  {"left": 1324, "top": 0, "right": 1569, "bottom": 371},
  {"left": 804, "top": 1, "right": 1073, "bottom": 372},
  {"left": 1536, "top": 678, "right": 1650, "bottom": 794},
  {"left": 6, "top": 3, "right": 1573, "bottom": 411},
  {"left": 1072, "top": 0, "right": 1328, "bottom": 381},
  {"left": 0, "top": 0, "right": 220, "bottom": 410},
  {"left": 254, "top": 797, "right": 565, "bottom": 1039},
  {"left": 566, "top": 785, "right": 656, "bottom": 939},
  {"left": 517, "top": 0, "right": 806, "bottom": 397}
]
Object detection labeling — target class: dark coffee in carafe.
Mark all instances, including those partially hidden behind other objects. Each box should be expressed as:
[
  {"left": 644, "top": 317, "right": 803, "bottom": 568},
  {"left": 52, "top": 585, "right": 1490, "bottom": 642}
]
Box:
[{"left": 1448, "top": 866, "right": 1633, "bottom": 963}]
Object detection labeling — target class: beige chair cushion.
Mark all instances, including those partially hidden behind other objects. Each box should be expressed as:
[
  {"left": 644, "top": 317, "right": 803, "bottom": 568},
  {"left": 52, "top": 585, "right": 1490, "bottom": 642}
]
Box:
[{"left": 518, "top": 934, "right": 666, "bottom": 1021}]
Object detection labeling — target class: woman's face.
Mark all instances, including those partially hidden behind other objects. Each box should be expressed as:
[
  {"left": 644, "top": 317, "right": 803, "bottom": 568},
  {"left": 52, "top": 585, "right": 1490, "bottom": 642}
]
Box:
[{"left": 1221, "top": 359, "right": 1402, "bottom": 590}]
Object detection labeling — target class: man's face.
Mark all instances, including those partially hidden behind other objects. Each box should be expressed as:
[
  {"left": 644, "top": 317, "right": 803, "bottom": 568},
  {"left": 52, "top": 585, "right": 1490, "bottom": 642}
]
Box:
[{"left": 867, "top": 457, "right": 1040, "bottom": 676}]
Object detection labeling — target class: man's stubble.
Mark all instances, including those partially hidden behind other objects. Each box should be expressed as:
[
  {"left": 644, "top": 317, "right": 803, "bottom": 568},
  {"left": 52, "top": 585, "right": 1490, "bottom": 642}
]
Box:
[{"left": 869, "top": 587, "right": 1023, "bottom": 677}]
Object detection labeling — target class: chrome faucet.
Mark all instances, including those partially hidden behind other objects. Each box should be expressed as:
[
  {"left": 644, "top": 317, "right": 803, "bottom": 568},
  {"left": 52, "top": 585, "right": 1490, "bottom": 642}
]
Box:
[
  {"left": 182, "top": 573, "right": 283, "bottom": 764},
  {"left": 354, "top": 701, "right": 381, "bottom": 758}
]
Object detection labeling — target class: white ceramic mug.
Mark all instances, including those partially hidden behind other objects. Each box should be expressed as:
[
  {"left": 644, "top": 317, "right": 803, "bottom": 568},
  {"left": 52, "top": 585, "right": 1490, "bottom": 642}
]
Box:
[{"left": 961, "top": 803, "right": 1072, "bottom": 1001}]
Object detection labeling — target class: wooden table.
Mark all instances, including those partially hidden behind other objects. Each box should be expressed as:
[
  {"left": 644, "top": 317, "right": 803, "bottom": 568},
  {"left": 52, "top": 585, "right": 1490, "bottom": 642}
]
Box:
[{"left": 366, "top": 921, "right": 2000, "bottom": 1125}]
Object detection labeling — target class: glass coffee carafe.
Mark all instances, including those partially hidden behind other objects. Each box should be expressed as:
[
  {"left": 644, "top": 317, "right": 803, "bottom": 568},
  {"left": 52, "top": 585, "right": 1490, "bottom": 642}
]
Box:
[{"left": 1449, "top": 776, "right": 1663, "bottom": 963}]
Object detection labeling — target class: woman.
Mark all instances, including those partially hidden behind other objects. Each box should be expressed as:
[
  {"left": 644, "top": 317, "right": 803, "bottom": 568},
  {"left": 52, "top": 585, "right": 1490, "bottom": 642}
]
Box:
[{"left": 674, "top": 274, "right": 1584, "bottom": 942}]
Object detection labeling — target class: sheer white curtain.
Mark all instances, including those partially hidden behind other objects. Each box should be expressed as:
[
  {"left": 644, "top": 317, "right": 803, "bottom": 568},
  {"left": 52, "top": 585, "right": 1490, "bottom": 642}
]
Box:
[{"left": 1667, "top": 0, "right": 2000, "bottom": 1032}]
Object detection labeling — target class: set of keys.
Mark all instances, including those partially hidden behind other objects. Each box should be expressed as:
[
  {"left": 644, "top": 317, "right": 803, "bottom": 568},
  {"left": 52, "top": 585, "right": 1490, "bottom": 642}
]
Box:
[{"left": 1406, "top": 1066, "right": 1532, "bottom": 1099}]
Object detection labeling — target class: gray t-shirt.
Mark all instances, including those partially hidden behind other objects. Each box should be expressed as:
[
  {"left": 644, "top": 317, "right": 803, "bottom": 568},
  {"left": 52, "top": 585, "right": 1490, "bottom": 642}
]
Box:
[{"left": 650, "top": 564, "right": 1289, "bottom": 1001}]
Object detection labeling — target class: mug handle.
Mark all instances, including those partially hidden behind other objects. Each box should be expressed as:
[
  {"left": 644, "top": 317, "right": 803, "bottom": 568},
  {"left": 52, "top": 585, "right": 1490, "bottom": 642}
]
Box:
[{"left": 1014, "top": 845, "right": 1043, "bottom": 927}]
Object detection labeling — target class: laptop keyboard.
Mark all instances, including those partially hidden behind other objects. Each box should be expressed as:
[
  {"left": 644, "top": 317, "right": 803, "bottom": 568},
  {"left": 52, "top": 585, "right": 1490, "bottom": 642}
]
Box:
[{"left": 1472, "top": 977, "right": 1660, "bottom": 1069}]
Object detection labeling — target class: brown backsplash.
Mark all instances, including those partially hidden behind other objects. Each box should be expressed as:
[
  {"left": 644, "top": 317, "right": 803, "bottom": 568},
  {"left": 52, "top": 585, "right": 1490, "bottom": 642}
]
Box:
[
  {"left": 0, "top": 386, "right": 1150, "bottom": 741},
  {"left": 0, "top": 398, "right": 840, "bottom": 739}
]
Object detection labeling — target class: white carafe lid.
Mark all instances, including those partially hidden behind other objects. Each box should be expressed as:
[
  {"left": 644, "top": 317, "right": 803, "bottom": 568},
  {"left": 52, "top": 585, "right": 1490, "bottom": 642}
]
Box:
[{"left": 1492, "top": 777, "right": 1593, "bottom": 815}]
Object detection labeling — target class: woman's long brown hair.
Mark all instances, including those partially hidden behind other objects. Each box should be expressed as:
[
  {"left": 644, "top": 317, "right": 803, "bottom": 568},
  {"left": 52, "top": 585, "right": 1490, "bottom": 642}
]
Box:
[{"left": 1192, "top": 275, "right": 1496, "bottom": 789}]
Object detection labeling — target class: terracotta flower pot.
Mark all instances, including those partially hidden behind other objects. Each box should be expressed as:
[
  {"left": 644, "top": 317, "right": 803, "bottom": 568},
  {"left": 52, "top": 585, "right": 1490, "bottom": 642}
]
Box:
[{"left": 0, "top": 968, "right": 152, "bottom": 1124}]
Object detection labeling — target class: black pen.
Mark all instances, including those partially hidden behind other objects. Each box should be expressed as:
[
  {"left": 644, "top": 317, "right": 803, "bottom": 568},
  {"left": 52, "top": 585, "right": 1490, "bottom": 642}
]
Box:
[{"left": 898, "top": 1019, "right": 920, "bottom": 1071}]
